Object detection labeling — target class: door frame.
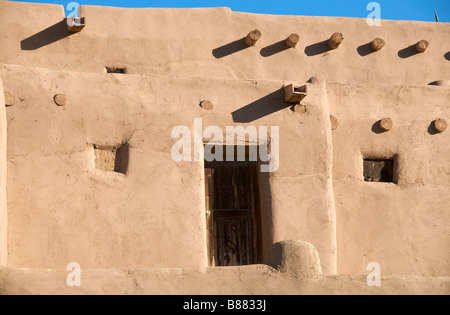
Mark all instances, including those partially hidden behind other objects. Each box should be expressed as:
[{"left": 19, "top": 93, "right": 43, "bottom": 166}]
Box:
[{"left": 204, "top": 151, "right": 262, "bottom": 267}]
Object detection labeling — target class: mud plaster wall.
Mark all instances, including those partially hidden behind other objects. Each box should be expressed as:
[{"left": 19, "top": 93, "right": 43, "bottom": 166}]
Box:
[
  {"left": 329, "top": 83, "right": 450, "bottom": 277},
  {"left": 0, "top": 77, "right": 6, "bottom": 266},
  {"left": 0, "top": 1, "right": 449, "bottom": 276},
  {"left": 1, "top": 266, "right": 450, "bottom": 295},
  {"left": 0, "top": 64, "right": 335, "bottom": 273},
  {"left": 1, "top": 1, "right": 450, "bottom": 86}
]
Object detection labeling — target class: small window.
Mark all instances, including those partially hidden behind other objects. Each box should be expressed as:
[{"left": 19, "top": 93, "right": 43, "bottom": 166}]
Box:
[
  {"left": 105, "top": 67, "right": 126, "bottom": 74},
  {"left": 94, "top": 143, "right": 129, "bottom": 174},
  {"left": 364, "top": 159, "right": 394, "bottom": 183}
]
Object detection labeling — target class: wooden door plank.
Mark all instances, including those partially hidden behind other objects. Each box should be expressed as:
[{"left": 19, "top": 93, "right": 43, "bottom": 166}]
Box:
[
  {"left": 204, "top": 168, "right": 215, "bottom": 266},
  {"left": 205, "top": 152, "right": 262, "bottom": 267},
  {"left": 232, "top": 170, "right": 239, "bottom": 210},
  {"left": 250, "top": 164, "right": 258, "bottom": 264}
]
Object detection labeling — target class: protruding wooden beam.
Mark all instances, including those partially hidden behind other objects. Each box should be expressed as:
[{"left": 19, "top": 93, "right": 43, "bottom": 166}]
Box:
[
  {"left": 286, "top": 33, "right": 300, "bottom": 48},
  {"left": 245, "top": 29, "right": 262, "bottom": 47},
  {"left": 415, "top": 40, "right": 429, "bottom": 53},
  {"left": 200, "top": 100, "right": 214, "bottom": 110},
  {"left": 380, "top": 118, "right": 393, "bottom": 131},
  {"left": 371, "top": 38, "right": 385, "bottom": 51},
  {"left": 434, "top": 118, "right": 447, "bottom": 133},
  {"left": 54, "top": 94, "right": 66, "bottom": 106},
  {"left": 328, "top": 32, "right": 344, "bottom": 49}
]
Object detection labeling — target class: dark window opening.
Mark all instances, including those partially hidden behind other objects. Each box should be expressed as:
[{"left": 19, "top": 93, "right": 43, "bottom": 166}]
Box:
[
  {"left": 105, "top": 67, "right": 127, "bottom": 74},
  {"left": 364, "top": 158, "right": 394, "bottom": 183}
]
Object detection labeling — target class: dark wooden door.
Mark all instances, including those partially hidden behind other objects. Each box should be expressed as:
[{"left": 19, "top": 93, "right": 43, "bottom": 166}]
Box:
[{"left": 205, "top": 161, "right": 261, "bottom": 266}]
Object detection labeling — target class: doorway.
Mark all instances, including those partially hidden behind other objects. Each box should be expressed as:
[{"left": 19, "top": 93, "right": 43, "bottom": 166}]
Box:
[{"left": 204, "top": 146, "right": 262, "bottom": 266}]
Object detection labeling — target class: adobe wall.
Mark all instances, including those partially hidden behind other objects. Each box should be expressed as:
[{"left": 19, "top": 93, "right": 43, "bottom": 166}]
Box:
[
  {"left": 329, "top": 83, "right": 450, "bottom": 276},
  {"left": 0, "top": 0, "right": 449, "bottom": 278},
  {"left": 1, "top": 265, "right": 449, "bottom": 295},
  {"left": 1, "top": 1, "right": 449, "bottom": 85},
  {"left": 0, "top": 64, "right": 335, "bottom": 273},
  {"left": 0, "top": 77, "right": 6, "bottom": 266}
]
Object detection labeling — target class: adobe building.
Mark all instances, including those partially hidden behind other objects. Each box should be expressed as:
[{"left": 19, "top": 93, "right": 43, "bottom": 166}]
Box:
[{"left": 0, "top": 1, "right": 449, "bottom": 294}]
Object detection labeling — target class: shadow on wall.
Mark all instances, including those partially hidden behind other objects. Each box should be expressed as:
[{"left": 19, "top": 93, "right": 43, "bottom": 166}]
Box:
[
  {"left": 357, "top": 42, "right": 377, "bottom": 57},
  {"left": 114, "top": 142, "right": 130, "bottom": 174},
  {"left": 428, "top": 121, "right": 440, "bottom": 135},
  {"left": 428, "top": 81, "right": 438, "bottom": 86},
  {"left": 398, "top": 45, "right": 420, "bottom": 59},
  {"left": 304, "top": 39, "right": 331, "bottom": 56},
  {"left": 232, "top": 89, "right": 288, "bottom": 123},
  {"left": 21, "top": 20, "right": 73, "bottom": 50},
  {"left": 371, "top": 120, "right": 388, "bottom": 134},
  {"left": 445, "top": 52, "right": 450, "bottom": 61},
  {"left": 212, "top": 38, "right": 249, "bottom": 59},
  {"left": 260, "top": 40, "right": 290, "bottom": 57}
]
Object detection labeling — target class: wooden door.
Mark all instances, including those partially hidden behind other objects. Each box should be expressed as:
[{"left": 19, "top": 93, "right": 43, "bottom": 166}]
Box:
[{"left": 205, "top": 161, "right": 261, "bottom": 266}]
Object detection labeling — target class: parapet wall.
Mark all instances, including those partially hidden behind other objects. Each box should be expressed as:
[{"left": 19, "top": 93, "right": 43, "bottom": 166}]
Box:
[{"left": 0, "top": 1, "right": 449, "bottom": 86}]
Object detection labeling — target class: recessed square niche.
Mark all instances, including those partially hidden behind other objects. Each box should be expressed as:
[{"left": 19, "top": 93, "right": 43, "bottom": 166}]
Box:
[
  {"left": 363, "top": 158, "right": 394, "bottom": 183},
  {"left": 105, "top": 67, "right": 127, "bottom": 74},
  {"left": 94, "top": 143, "right": 129, "bottom": 174}
]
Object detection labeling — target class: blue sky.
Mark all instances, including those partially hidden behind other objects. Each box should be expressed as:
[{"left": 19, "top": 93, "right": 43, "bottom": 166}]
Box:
[{"left": 9, "top": 0, "right": 450, "bottom": 22}]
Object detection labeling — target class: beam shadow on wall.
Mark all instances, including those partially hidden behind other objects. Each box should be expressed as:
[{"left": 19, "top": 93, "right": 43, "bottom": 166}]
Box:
[
  {"left": 212, "top": 38, "right": 249, "bottom": 59},
  {"left": 357, "top": 42, "right": 377, "bottom": 57},
  {"left": 260, "top": 40, "right": 290, "bottom": 57},
  {"left": 398, "top": 45, "right": 420, "bottom": 59},
  {"left": 428, "top": 121, "right": 440, "bottom": 135},
  {"left": 445, "top": 52, "right": 450, "bottom": 61},
  {"left": 21, "top": 20, "right": 74, "bottom": 51},
  {"left": 304, "top": 39, "right": 331, "bottom": 56},
  {"left": 231, "top": 89, "right": 288, "bottom": 123},
  {"left": 372, "top": 120, "right": 389, "bottom": 134}
]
